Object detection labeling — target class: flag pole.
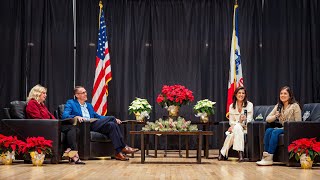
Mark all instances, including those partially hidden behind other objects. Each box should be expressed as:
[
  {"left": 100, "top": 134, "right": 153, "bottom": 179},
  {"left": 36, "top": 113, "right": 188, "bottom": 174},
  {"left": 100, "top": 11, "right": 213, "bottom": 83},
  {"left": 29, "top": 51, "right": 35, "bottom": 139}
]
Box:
[{"left": 99, "top": 1, "right": 103, "bottom": 29}]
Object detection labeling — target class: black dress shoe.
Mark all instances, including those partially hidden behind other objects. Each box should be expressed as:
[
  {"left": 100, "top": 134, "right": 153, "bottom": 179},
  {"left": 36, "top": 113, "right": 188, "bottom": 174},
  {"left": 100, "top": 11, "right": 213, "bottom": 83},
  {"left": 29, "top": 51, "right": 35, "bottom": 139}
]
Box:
[{"left": 218, "top": 153, "right": 228, "bottom": 161}]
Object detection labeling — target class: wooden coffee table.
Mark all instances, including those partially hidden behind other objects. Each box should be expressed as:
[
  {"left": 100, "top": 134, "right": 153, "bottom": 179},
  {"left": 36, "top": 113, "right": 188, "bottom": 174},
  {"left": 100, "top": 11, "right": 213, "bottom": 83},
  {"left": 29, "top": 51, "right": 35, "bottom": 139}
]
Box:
[{"left": 130, "top": 131, "right": 213, "bottom": 164}]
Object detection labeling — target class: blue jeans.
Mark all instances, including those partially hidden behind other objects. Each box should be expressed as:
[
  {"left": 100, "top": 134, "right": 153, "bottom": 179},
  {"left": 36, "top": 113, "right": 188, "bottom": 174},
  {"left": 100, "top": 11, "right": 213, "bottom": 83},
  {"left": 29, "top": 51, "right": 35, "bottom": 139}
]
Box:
[{"left": 264, "top": 128, "right": 284, "bottom": 154}]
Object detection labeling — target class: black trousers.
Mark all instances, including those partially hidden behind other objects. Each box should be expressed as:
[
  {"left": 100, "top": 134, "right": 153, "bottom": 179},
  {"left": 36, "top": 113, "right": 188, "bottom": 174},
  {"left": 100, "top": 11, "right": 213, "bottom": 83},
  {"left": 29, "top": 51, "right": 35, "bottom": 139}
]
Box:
[
  {"left": 61, "top": 125, "right": 80, "bottom": 151},
  {"left": 90, "top": 116, "right": 126, "bottom": 152}
]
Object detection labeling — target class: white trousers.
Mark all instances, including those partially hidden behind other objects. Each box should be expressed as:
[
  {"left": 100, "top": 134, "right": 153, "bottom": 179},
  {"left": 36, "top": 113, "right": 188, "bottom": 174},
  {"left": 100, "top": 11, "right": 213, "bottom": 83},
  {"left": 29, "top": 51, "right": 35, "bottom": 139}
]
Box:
[{"left": 220, "top": 123, "right": 245, "bottom": 157}]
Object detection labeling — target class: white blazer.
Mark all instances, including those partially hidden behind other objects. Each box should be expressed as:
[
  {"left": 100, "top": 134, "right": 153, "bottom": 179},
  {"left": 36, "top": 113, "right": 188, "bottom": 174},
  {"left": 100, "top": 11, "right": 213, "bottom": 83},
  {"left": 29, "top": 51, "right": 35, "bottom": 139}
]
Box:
[{"left": 228, "top": 101, "right": 254, "bottom": 126}]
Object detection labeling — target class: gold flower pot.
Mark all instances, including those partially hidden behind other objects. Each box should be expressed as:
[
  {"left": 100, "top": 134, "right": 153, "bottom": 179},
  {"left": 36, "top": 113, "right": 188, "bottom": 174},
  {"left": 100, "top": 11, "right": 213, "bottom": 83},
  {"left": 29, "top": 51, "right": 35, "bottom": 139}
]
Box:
[
  {"left": 300, "top": 153, "right": 313, "bottom": 169},
  {"left": 168, "top": 105, "right": 180, "bottom": 117},
  {"left": 30, "top": 151, "right": 45, "bottom": 166},
  {"left": 134, "top": 112, "right": 145, "bottom": 122},
  {"left": 200, "top": 115, "right": 209, "bottom": 123},
  {"left": 0, "top": 151, "right": 15, "bottom": 165}
]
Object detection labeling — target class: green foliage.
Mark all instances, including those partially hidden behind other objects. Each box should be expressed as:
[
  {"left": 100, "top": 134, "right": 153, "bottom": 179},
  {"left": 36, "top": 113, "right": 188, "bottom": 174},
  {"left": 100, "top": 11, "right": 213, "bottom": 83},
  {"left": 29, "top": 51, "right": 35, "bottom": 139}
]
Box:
[{"left": 193, "top": 99, "right": 216, "bottom": 115}]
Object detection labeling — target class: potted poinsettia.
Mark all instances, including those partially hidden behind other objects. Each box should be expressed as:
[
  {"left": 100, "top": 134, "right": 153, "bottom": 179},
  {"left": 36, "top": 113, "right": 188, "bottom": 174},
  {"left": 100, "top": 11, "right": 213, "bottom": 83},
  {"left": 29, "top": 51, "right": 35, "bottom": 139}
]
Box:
[
  {"left": 128, "top": 98, "right": 152, "bottom": 122},
  {"left": 288, "top": 137, "right": 320, "bottom": 169},
  {"left": 193, "top": 99, "right": 216, "bottom": 123},
  {"left": 22, "top": 136, "right": 53, "bottom": 166},
  {"left": 0, "top": 134, "right": 26, "bottom": 165},
  {"left": 156, "top": 85, "right": 194, "bottom": 117}
]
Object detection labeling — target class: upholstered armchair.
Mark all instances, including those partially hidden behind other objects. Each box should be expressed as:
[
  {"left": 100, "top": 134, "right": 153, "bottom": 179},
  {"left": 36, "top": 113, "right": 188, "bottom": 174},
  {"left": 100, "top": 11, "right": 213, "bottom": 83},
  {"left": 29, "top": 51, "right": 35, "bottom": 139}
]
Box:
[
  {"left": 1, "top": 101, "right": 64, "bottom": 163},
  {"left": 55, "top": 104, "right": 114, "bottom": 160},
  {"left": 218, "top": 105, "right": 274, "bottom": 161},
  {"left": 258, "top": 103, "right": 320, "bottom": 166}
]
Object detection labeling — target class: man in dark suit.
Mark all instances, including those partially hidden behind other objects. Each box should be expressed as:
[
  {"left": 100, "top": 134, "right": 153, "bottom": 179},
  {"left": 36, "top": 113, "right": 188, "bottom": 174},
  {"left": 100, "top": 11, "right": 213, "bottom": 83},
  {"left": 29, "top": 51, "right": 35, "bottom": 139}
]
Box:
[{"left": 62, "top": 86, "right": 138, "bottom": 161}]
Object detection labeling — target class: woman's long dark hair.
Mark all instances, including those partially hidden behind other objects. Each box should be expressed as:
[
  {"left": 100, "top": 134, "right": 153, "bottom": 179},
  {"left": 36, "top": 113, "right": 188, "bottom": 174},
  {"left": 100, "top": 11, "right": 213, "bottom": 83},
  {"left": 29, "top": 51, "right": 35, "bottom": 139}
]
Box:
[
  {"left": 277, "top": 86, "right": 298, "bottom": 107},
  {"left": 232, "top": 87, "right": 248, "bottom": 109}
]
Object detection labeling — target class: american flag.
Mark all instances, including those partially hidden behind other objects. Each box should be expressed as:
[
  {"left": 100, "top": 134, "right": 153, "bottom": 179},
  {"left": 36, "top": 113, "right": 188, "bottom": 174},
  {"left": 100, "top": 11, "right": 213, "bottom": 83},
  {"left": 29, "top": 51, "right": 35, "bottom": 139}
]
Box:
[
  {"left": 92, "top": 4, "right": 112, "bottom": 115},
  {"left": 226, "top": 2, "right": 244, "bottom": 118}
]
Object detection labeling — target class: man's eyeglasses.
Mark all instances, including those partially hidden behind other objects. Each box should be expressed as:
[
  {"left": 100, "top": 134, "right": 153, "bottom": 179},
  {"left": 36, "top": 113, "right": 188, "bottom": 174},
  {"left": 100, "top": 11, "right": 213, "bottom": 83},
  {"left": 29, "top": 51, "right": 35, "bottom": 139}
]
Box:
[{"left": 76, "top": 91, "right": 87, "bottom": 95}]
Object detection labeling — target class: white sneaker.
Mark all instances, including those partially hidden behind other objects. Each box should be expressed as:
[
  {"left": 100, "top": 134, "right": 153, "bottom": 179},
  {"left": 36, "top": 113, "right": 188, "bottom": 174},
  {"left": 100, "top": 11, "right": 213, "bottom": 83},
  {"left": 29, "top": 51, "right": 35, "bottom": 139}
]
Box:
[
  {"left": 262, "top": 151, "right": 269, "bottom": 157},
  {"left": 256, "top": 153, "right": 273, "bottom": 166}
]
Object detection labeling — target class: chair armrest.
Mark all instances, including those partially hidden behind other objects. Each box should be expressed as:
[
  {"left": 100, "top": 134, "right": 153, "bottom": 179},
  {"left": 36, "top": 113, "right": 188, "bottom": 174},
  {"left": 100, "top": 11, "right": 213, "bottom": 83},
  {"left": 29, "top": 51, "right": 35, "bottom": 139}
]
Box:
[
  {"left": 78, "top": 121, "right": 91, "bottom": 160},
  {"left": 247, "top": 121, "right": 267, "bottom": 161},
  {"left": 1, "top": 119, "right": 62, "bottom": 163},
  {"left": 219, "top": 121, "right": 230, "bottom": 131},
  {"left": 217, "top": 121, "right": 230, "bottom": 148},
  {"left": 284, "top": 121, "right": 320, "bottom": 146},
  {"left": 3, "top": 108, "right": 11, "bottom": 119},
  {"left": 247, "top": 121, "right": 267, "bottom": 138},
  {"left": 60, "top": 118, "right": 76, "bottom": 125},
  {"left": 282, "top": 121, "right": 320, "bottom": 166}
]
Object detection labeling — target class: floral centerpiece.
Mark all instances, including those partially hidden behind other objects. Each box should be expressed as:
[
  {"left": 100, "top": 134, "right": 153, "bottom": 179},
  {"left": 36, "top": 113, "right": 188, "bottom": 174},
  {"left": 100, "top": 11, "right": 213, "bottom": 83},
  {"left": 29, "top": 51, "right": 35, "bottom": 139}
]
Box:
[
  {"left": 193, "top": 99, "right": 216, "bottom": 123},
  {"left": 156, "top": 85, "right": 194, "bottom": 117},
  {"left": 128, "top": 97, "right": 152, "bottom": 122},
  {"left": 0, "top": 134, "right": 26, "bottom": 165},
  {"left": 288, "top": 137, "right": 320, "bottom": 169},
  {"left": 142, "top": 117, "right": 198, "bottom": 132},
  {"left": 22, "top": 137, "right": 53, "bottom": 166}
]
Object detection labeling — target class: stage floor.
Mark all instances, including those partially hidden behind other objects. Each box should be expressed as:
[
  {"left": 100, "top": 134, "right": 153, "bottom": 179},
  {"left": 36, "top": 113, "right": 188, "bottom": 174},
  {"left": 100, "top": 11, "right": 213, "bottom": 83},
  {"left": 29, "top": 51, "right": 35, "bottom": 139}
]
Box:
[{"left": 0, "top": 150, "right": 319, "bottom": 180}]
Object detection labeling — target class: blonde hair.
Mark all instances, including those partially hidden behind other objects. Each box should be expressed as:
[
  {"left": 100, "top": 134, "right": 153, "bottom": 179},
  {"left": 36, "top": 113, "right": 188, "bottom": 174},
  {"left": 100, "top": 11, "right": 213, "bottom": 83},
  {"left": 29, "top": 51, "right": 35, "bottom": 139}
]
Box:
[{"left": 27, "top": 84, "right": 47, "bottom": 102}]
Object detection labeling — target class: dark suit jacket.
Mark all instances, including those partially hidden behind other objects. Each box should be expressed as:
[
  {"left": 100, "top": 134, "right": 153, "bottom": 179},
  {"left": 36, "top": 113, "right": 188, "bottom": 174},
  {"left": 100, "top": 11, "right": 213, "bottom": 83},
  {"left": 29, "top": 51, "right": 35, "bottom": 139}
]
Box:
[{"left": 62, "top": 99, "right": 102, "bottom": 119}]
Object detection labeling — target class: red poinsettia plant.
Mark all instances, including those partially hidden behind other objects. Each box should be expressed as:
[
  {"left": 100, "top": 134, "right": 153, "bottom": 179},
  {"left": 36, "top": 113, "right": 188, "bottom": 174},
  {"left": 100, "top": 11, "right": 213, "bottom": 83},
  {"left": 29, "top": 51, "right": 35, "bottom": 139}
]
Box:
[
  {"left": 288, "top": 137, "right": 320, "bottom": 161},
  {"left": 156, "top": 85, "right": 194, "bottom": 107},
  {"left": 21, "top": 137, "right": 53, "bottom": 155},
  {"left": 0, "top": 134, "right": 26, "bottom": 154}
]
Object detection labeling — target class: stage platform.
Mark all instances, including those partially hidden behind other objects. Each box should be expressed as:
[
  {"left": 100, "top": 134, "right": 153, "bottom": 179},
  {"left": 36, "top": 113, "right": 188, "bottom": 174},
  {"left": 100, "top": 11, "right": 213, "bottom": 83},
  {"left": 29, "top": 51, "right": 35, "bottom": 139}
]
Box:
[{"left": 0, "top": 150, "right": 319, "bottom": 180}]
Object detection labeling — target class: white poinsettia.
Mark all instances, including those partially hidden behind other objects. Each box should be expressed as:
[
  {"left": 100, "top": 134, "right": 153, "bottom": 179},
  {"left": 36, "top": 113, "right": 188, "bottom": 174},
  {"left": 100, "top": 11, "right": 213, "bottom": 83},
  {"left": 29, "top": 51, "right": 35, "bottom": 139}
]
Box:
[
  {"left": 128, "top": 98, "right": 152, "bottom": 118},
  {"left": 193, "top": 99, "right": 216, "bottom": 116}
]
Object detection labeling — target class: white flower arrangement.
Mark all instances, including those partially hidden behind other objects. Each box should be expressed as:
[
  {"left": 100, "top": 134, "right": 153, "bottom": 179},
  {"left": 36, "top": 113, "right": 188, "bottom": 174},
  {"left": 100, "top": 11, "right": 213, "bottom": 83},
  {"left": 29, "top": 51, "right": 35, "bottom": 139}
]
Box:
[
  {"left": 142, "top": 117, "right": 198, "bottom": 132},
  {"left": 193, "top": 99, "right": 216, "bottom": 117},
  {"left": 128, "top": 98, "right": 152, "bottom": 119}
]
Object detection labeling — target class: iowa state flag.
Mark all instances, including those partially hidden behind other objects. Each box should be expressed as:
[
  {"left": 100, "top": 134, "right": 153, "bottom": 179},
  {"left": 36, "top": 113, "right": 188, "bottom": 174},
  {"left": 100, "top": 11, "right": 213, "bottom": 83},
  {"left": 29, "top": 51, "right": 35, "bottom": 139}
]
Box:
[{"left": 226, "top": 3, "right": 244, "bottom": 118}]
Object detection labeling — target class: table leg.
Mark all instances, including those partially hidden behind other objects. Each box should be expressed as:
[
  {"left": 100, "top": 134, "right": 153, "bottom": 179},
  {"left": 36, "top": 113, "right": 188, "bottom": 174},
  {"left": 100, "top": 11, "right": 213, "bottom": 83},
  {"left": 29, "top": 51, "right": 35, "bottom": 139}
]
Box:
[
  {"left": 141, "top": 133, "right": 145, "bottom": 163},
  {"left": 197, "top": 134, "right": 202, "bottom": 164},
  {"left": 179, "top": 135, "right": 182, "bottom": 157},
  {"left": 155, "top": 135, "right": 158, "bottom": 158},
  {"left": 131, "top": 122, "right": 135, "bottom": 158},
  {"left": 203, "top": 125, "right": 208, "bottom": 158},
  {"left": 146, "top": 134, "right": 149, "bottom": 155},
  {"left": 205, "top": 135, "right": 209, "bottom": 159},
  {"left": 186, "top": 136, "right": 189, "bottom": 158},
  {"left": 164, "top": 135, "right": 167, "bottom": 157}
]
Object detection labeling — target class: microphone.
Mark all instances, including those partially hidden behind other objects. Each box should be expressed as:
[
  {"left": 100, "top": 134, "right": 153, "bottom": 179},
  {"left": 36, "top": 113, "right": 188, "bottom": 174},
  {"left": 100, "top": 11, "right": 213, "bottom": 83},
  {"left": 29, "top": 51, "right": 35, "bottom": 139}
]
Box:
[
  {"left": 275, "top": 103, "right": 283, "bottom": 122},
  {"left": 243, "top": 109, "right": 248, "bottom": 125},
  {"left": 277, "top": 104, "right": 282, "bottom": 113}
]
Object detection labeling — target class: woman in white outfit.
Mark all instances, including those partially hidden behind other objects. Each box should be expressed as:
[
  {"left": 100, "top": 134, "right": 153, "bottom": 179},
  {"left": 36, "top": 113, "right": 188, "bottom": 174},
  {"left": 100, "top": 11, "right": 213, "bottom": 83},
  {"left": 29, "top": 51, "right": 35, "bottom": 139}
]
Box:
[{"left": 218, "top": 87, "right": 253, "bottom": 162}]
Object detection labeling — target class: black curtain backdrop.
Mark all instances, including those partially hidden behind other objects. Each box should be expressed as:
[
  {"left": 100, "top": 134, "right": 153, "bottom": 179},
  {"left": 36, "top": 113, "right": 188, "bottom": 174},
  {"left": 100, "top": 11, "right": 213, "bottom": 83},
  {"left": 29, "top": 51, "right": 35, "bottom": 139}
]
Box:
[
  {"left": 1, "top": 0, "right": 320, "bottom": 148},
  {"left": 0, "top": 0, "right": 74, "bottom": 115},
  {"left": 262, "top": 0, "right": 320, "bottom": 104}
]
